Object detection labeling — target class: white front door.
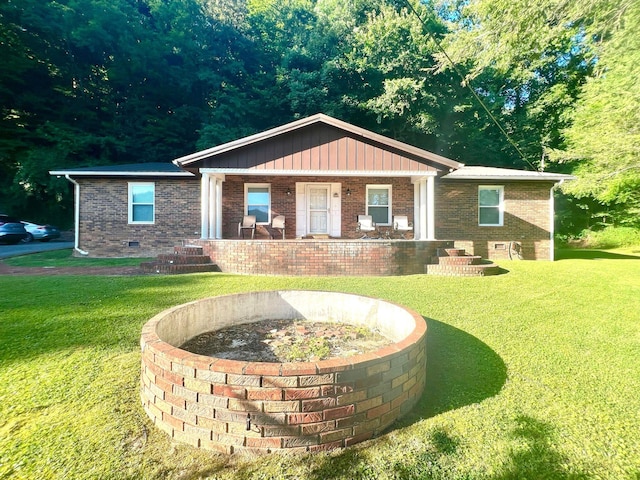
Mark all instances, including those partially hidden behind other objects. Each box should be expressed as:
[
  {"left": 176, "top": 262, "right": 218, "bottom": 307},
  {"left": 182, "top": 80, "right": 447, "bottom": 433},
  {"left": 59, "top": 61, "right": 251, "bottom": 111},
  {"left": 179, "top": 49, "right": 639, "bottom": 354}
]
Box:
[{"left": 307, "top": 185, "right": 330, "bottom": 234}]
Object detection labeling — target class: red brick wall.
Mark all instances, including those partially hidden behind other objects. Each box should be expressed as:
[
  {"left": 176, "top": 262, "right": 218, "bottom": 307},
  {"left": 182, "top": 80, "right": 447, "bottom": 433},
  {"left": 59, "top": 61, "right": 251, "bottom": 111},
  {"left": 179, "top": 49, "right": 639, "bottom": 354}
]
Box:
[
  {"left": 221, "top": 175, "right": 415, "bottom": 240},
  {"left": 435, "top": 180, "right": 554, "bottom": 260},
  {"left": 76, "top": 177, "right": 200, "bottom": 257},
  {"left": 75, "top": 175, "right": 555, "bottom": 261},
  {"left": 140, "top": 292, "right": 428, "bottom": 453},
  {"left": 190, "top": 239, "right": 453, "bottom": 276}
]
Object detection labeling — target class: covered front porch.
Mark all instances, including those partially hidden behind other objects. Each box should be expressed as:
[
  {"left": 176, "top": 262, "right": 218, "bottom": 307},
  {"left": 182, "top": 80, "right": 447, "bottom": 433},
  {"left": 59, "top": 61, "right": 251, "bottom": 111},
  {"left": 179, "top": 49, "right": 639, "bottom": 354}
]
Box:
[
  {"left": 198, "top": 173, "right": 439, "bottom": 242},
  {"left": 173, "top": 114, "right": 462, "bottom": 243}
]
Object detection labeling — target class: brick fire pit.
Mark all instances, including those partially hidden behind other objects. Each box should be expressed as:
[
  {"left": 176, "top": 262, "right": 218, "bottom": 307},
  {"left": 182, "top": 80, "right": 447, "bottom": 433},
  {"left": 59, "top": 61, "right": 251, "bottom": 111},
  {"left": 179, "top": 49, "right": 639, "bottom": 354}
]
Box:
[{"left": 140, "top": 291, "right": 427, "bottom": 454}]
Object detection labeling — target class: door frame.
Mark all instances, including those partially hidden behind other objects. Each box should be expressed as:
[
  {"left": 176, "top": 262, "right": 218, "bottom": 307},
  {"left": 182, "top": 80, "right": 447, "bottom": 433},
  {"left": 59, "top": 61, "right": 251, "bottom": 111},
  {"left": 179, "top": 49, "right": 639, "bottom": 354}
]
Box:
[{"left": 305, "top": 183, "right": 331, "bottom": 235}]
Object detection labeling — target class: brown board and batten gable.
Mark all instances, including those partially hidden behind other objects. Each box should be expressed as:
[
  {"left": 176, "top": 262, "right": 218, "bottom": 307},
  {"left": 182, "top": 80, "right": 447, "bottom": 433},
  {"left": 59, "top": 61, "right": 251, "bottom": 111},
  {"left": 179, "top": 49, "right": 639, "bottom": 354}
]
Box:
[{"left": 174, "top": 113, "right": 463, "bottom": 175}]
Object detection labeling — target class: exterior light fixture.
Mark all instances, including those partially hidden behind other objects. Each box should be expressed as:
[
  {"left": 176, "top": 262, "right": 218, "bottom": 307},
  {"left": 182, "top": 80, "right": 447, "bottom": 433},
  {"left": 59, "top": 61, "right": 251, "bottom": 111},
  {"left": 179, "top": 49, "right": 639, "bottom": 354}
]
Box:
[{"left": 346, "top": 188, "right": 351, "bottom": 196}]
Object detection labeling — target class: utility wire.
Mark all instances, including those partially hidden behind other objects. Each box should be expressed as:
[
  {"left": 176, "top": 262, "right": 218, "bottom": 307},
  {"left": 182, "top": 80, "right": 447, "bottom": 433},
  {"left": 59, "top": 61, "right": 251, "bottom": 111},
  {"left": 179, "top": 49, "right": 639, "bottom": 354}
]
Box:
[{"left": 401, "top": 0, "right": 539, "bottom": 171}]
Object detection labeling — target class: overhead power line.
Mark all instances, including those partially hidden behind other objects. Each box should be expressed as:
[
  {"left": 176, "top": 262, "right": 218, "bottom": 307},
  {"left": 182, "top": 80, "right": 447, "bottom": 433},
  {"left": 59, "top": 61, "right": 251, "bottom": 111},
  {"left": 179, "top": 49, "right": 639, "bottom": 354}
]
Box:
[{"left": 401, "top": 0, "right": 539, "bottom": 171}]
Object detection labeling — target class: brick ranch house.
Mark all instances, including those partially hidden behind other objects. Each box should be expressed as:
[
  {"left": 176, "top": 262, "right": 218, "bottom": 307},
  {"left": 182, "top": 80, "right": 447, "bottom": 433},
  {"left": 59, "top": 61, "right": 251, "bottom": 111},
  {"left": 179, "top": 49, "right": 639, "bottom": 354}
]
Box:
[{"left": 51, "top": 114, "right": 572, "bottom": 275}]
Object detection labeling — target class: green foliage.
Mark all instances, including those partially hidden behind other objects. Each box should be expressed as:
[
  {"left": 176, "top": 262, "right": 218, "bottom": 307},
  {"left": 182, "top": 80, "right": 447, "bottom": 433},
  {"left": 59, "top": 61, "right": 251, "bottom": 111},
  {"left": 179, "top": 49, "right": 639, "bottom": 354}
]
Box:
[
  {"left": 2, "top": 0, "right": 638, "bottom": 231},
  {"left": 282, "top": 336, "right": 331, "bottom": 362},
  {"left": 553, "top": 2, "right": 640, "bottom": 226},
  {"left": 1, "top": 258, "right": 640, "bottom": 478},
  {"left": 575, "top": 227, "right": 640, "bottom": 249}
]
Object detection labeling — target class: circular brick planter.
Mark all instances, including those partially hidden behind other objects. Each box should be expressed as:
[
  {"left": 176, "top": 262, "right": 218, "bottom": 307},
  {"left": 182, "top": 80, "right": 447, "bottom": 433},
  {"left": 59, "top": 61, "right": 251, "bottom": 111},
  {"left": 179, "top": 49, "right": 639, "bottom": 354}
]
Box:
[{"left": 140, "top": 291, "right": 427, "bottom": 454}]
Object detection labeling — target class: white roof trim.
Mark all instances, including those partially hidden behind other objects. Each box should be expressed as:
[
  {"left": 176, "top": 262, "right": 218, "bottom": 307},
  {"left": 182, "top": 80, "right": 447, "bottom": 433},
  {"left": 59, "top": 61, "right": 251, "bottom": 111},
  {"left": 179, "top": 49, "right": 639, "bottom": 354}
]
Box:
[
  {"left": 50, "top": 170, "right": 195, "bottom": 177},
  {"left": 443, "top": 166, "right": 574, "bottom": 182},
  {"left": 199, "top": 168, "right": 438, "bottom": 177}
]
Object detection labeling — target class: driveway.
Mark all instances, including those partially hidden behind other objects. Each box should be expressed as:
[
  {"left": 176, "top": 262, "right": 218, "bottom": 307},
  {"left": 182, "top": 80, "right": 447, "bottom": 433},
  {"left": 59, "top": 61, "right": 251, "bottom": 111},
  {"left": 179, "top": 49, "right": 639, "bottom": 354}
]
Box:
[{"left": 0, "top": 239, "right": 74, "bottom": 259}]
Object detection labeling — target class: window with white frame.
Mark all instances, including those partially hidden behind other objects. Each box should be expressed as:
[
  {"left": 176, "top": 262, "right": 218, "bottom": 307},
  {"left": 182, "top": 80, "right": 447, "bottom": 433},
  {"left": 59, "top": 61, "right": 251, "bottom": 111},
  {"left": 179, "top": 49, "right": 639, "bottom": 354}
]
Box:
[
  {"left": 245, "top": 184, "right": 271, "bottom": 224},
  {"left": 478, "top": 185, "right": 504, "bottom": 226},
  {"left": 128, "top": 182, "right": 155, "bottom": 224},
  {"left": 366, "top": 185, "right": 392, "bottom": 225}
]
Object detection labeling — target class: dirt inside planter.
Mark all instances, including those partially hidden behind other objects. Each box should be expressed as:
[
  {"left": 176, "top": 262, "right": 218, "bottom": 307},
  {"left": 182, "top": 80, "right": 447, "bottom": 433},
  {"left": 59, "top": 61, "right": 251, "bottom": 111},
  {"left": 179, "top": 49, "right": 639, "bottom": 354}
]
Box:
[{"left": 179, "top": 319, "right": 394, "bottom": 362}]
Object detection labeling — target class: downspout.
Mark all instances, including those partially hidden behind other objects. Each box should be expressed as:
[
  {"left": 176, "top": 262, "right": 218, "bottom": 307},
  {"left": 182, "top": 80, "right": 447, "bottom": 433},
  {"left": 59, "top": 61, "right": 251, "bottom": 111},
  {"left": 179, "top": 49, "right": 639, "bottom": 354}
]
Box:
[
  {"left": 549, "top": 179, "right": 565, "bottom": 262},
  {"left": 65, "top": 175, "right": 89, "bottom": 256}
]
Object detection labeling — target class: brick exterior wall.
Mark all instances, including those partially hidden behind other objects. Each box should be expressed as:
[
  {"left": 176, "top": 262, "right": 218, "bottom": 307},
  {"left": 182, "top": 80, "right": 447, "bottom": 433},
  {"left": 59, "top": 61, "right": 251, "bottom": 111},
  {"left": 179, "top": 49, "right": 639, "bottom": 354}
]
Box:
[
  {"left": 76, "top": 177, "right": 200, "bottom": 257},
  {"left": 435, "top": 180, "right": 555, "bottom": 260},
  {"left": 75, "top": 175, "right": 555, "bottom": 261},
  {"left": 140, "top": 292, "right": 427, "bottom": 454}
]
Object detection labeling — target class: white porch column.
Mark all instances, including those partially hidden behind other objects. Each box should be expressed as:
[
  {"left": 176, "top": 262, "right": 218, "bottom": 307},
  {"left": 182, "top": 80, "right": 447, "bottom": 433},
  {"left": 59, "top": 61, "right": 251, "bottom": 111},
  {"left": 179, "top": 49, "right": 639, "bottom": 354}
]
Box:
[
  {"left": 413, "top": 182, "right": 421, "bottom": 239},
  {"left": 419, "top": 178, "right": 428, "bottom": 240},
  {"left": 426, "top": 175, "right": 435, "bottom": 240},
  {"left": 215, "top": 177, "right": 223, "bottom": 239},
  {"left": 200, "top": 170, "right": 225, "bottom": 239},
  {"left": 208, "top": 175, "right": 216, "bottom": 239},
  {"left": 200, "top": 172, "right": 210, "bottom": 239}
]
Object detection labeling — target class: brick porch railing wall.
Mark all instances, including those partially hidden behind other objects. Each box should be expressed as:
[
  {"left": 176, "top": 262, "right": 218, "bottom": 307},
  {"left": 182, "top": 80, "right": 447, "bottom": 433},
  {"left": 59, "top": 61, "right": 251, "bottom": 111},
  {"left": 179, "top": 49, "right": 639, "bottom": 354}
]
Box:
[{"left": 189, "top": 239, "right": 453, "bottom": 276}]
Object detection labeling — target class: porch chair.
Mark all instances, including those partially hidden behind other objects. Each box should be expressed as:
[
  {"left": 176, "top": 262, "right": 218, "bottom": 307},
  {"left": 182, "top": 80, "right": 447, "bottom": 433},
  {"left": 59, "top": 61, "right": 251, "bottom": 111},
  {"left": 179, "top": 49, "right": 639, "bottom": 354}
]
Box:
[
  {"left": 393, "top": 215, "right": 413, "bottom": 239},
  {"left": 238, "top": 215, "right": 256, "bottom": 239},
  {"left": 356, "top": 215, "right": 377, "bottom": 239},
  {"left": 271, "top": 215, "right": 285, "bottom": 239}
]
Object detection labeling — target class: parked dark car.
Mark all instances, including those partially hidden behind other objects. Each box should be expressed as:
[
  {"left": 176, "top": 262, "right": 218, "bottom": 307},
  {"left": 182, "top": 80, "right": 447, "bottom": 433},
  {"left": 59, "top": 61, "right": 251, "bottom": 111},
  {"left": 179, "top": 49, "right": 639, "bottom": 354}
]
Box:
[
  {"left": 20, "top": 221, "right": 61, "bottom": 242},
  {"left": 0, "top": 214, "right": 28, "bottom": 244}
]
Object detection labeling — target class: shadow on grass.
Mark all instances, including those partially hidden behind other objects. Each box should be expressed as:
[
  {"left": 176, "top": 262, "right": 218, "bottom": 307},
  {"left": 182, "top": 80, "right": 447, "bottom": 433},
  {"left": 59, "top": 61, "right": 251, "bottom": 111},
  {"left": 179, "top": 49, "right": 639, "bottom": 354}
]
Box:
[
  {"left": 414, "top": 319, "right": 507, "bottom": 418},
  {"left": 556, "top": 248, "right": 640, "bottom": 260},
  {"left": 237, "top": 319, "right": 507, "bottom": 480},
  {"left": 269, "top": 415, "right": 588, "bottom": 480},
  {"left": 487, "top": 415, "right": 590, "bottom": 480}
]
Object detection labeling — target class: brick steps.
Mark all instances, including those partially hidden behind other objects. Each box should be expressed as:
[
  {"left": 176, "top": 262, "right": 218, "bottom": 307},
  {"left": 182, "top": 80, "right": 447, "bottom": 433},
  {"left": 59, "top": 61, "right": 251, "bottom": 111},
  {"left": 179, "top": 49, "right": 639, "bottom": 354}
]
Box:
[
  {"left": 435, "top": 255, "right": 484, "bottom": 266},
  {"left": 426, "top": 248, "right": 501, "bottom": 277},
  {"left": 425, "top": 262, "right": 501, "bottom": 276},
  {"left": 156, "top": 253, "right": 212, "bottom": 265},
  {"left": 141, "top": 245, "right": 219, "bottom": 274}
]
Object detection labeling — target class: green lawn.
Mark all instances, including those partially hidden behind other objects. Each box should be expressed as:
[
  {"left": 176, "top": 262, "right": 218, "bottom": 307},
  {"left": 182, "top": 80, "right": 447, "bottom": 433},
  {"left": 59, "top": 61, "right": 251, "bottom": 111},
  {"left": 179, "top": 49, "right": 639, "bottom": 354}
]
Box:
[
  {"left": 1, "top": 250, "right": 639, "bottom": 479},
  {"left": 3, "top": 249, "right": 151, "bottom": 267}
]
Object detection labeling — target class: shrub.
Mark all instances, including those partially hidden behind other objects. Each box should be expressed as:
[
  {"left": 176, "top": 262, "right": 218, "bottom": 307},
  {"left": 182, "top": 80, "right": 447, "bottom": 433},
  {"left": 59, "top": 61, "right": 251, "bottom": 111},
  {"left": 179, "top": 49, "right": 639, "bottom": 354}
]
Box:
[{"left": 578, "top": 226, "right": 640, "bottom": 248}]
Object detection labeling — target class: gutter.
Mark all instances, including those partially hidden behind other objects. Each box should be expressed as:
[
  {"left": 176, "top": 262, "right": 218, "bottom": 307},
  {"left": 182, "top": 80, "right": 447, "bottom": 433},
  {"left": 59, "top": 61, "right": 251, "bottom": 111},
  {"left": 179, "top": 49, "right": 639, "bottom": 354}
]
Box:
[{"left": 64, "top": 175, "right": 89, "bottom": 256}]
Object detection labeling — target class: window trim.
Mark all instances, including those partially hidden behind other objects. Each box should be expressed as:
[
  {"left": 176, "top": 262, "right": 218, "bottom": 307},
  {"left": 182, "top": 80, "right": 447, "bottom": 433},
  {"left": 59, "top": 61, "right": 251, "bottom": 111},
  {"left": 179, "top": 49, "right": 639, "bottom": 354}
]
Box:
[
  {"left": 128, "top": 182, "right": 155, "bottom": 225},
  {"left": 478, "top": 185, "right": 504, "bottom": 227},
  {"left": 244, "top": 183, "right": 271, "bottom": 225},
  {"left": 366, "top": 184, "right": 392, "bottom": 226}
]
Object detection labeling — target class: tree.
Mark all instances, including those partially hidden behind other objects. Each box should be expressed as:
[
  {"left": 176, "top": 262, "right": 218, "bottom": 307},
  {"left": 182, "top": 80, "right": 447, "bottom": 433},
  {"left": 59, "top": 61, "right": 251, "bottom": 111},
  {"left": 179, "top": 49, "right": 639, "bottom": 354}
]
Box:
[
  {"left": 0, "top": 0, "right": 274, "bottom": 223},
  {"left": 553, "top": 2, "right": 640, "bottom": 227}
]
